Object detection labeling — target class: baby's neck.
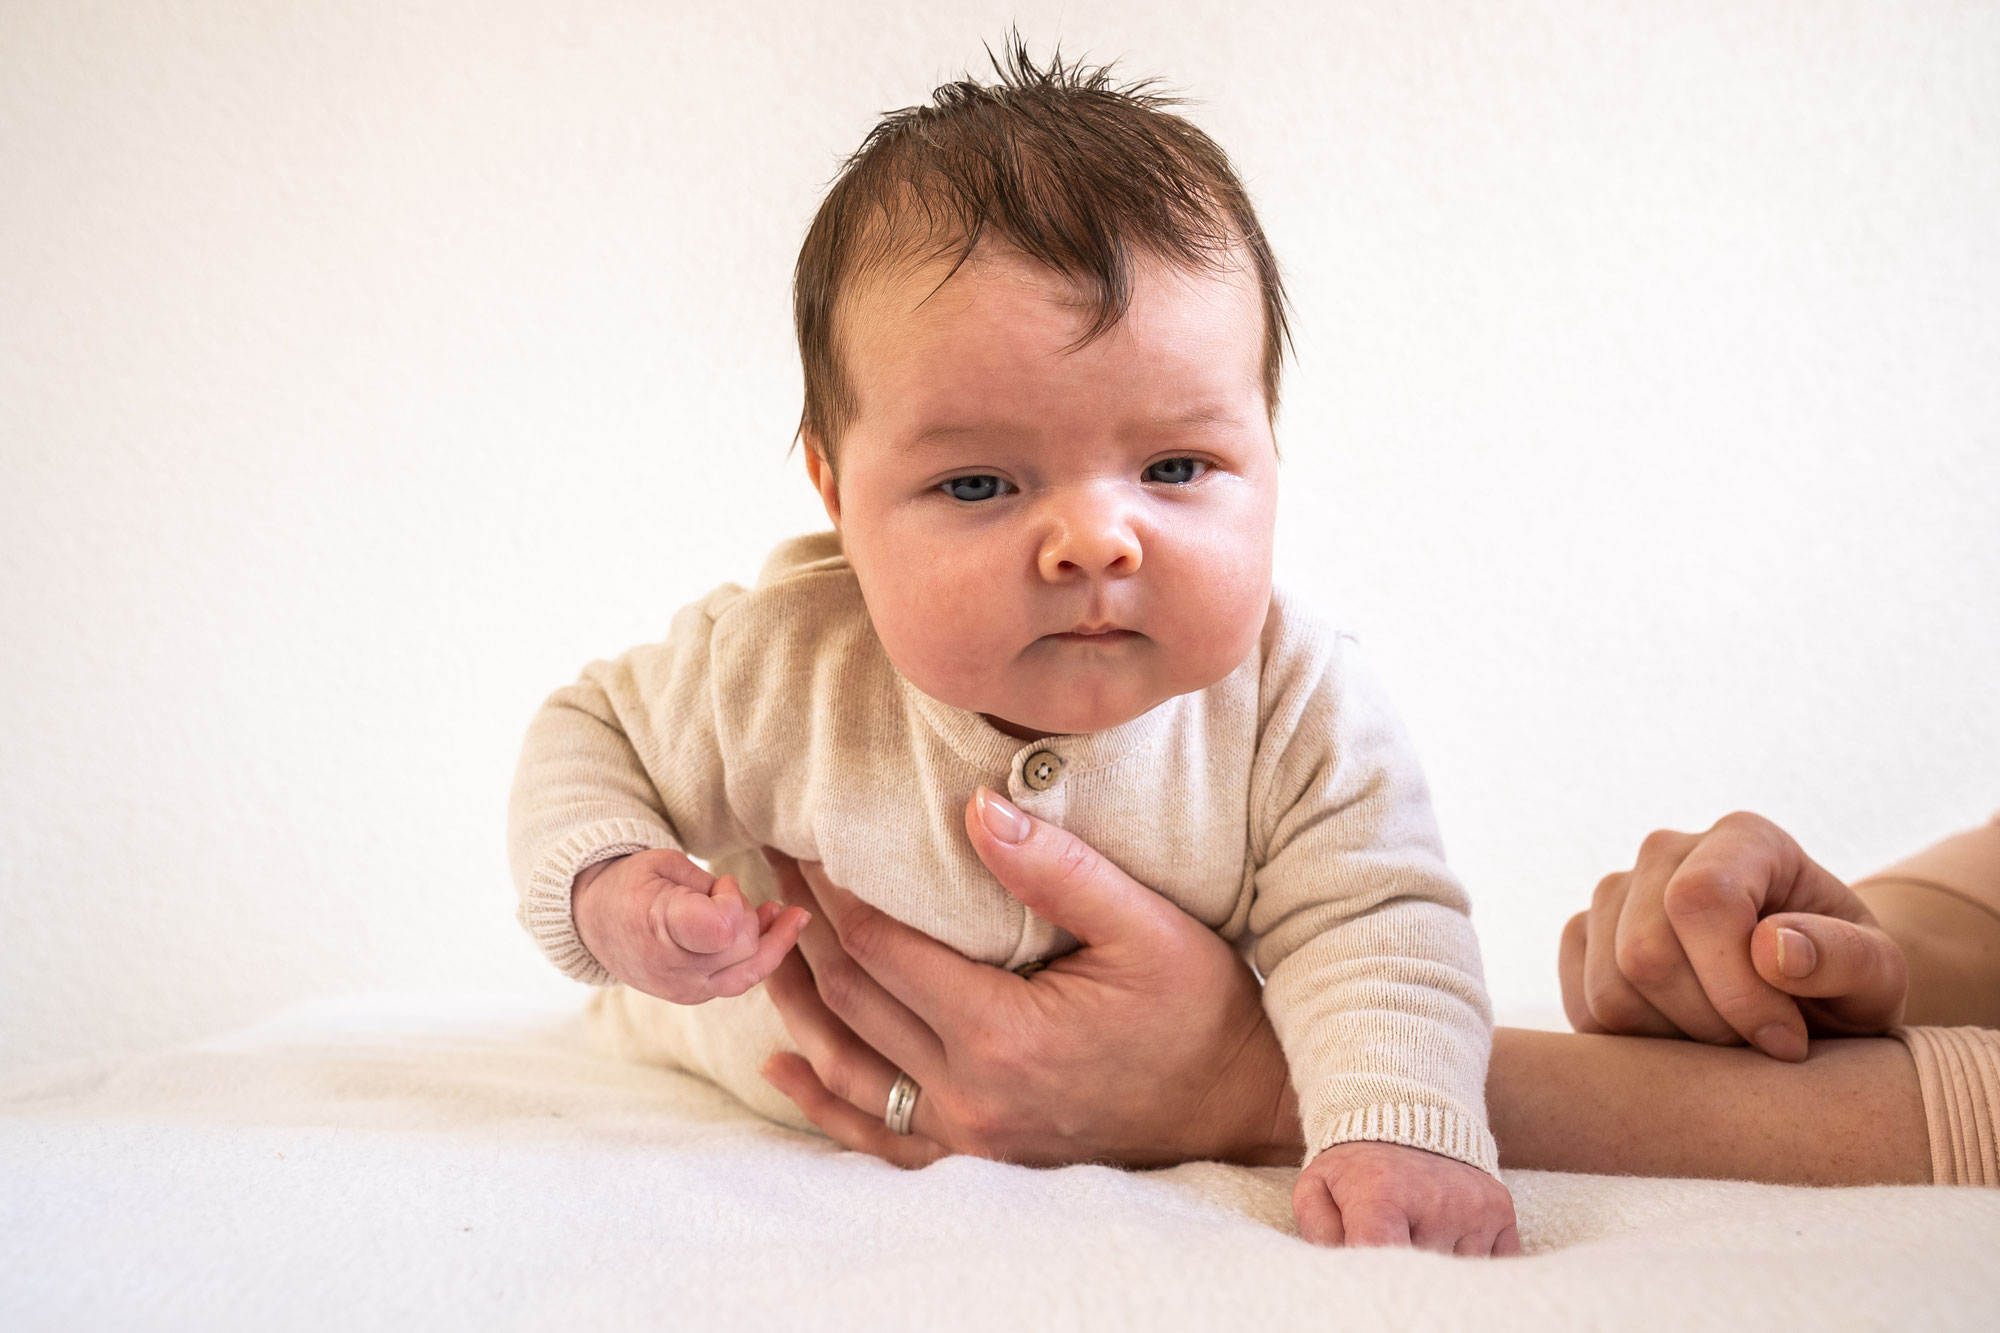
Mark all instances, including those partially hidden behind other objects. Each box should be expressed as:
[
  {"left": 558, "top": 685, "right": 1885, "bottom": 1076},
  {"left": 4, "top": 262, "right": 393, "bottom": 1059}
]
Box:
[{"left": 982, "top": 713, "right": 1056, "bottom": 743}]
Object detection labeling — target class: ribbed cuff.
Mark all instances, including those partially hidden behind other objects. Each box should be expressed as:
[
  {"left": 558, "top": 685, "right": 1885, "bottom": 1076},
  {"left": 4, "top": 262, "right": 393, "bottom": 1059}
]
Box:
[
  {"left": 1891, "top": 1025, "right": 2000, "bottom": 1188},
  {"left": 519, "top": 817, "right": 679, "bottom": 986},
  {"left": 1309, "top": 1102, "right": 1501, "bottom": 1178}
]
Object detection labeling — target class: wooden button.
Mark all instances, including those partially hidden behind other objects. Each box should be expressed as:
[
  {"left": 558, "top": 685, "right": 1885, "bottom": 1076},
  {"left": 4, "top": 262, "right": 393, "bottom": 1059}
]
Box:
[{"left": 1022, "top": 749, "right": 1065, "bottom": 791}]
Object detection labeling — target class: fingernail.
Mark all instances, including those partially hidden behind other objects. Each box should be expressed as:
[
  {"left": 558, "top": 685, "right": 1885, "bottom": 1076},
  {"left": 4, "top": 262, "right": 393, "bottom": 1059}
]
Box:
[
  {"left": 975, "top": 787, "right": 1031, "bottom": 844},
  {"left": 1753, "top": 1023, "right": 1808, "bottom": 1062},
  {"left": 1775, "top": 927, "right": 1816, "bottom": 979}
]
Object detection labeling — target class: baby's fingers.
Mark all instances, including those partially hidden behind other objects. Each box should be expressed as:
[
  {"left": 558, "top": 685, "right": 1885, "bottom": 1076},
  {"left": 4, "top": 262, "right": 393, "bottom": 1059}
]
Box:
[
  {"left": 1291, "top": 1177, "right": 1345, "bottom": 1247},
  {"left": 1443, "top": 1209, "right": 1518, "bottom": 1257},
  {"left": 659, "top": 885, "right": 744, "bottom": 955},
  {"left": 708, "top": 905, "right": 811, "bottom": 997},
  {"left": 1339, "top": 1199, "right": 1414, "bottom": 1250}
]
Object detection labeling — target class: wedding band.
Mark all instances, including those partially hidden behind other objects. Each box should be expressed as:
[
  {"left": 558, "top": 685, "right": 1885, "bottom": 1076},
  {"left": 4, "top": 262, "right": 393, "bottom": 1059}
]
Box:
[{"left": 884, "top": 1070, "right": 920, "bottom": 1136}]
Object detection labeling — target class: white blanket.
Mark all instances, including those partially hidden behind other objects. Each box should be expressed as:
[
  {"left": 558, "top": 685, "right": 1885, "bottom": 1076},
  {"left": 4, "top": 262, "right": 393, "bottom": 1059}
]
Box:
[{"left": 2, "top": 995, "right": 1995, "bottom": 1331}]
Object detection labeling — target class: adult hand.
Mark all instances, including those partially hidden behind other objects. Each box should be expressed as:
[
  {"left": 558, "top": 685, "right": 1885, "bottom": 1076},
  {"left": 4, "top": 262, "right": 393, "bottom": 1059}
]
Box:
[
  {"left": 757, "top": 787, "right": 1303, "bottom": 1169},
  {"left": 1559, "top": 811, "right": 1908, "bottom": 1060}
]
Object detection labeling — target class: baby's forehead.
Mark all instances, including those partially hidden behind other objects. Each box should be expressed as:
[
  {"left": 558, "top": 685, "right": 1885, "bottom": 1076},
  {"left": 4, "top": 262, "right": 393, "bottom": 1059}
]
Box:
[
  {"left": 839, "top": 231, "right": 1260, "bottom": 351},
  {"left": 831, "top": 238, "right": 1269, "bottom": 446}
]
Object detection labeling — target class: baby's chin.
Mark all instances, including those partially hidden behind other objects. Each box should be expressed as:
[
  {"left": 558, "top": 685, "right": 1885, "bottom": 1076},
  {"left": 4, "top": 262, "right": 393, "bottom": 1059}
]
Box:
[
  {"left": 899, "top": 646, "right": 1232, "bottom": 740},
  {"left": 974, "top": 676, "right": 1190, "bottom": 741},
  {"left": 979, "top": 701, "right": 1149, "bottom": 742}
]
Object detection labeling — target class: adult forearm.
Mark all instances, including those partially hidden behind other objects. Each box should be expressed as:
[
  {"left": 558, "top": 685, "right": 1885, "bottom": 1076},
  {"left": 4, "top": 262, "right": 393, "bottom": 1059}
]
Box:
[
  {"left": 1779, "top": 813, "right": 2000, "bottom": 1028},
  {"left": 1486, "top": 1027, "right": 1931, "bottom": 1186}
]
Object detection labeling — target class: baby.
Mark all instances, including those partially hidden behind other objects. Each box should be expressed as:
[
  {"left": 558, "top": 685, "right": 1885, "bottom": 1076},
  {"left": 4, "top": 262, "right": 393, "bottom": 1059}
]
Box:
[{"left": 509, "top": 44, "right": 1513, "bottom": 1250}]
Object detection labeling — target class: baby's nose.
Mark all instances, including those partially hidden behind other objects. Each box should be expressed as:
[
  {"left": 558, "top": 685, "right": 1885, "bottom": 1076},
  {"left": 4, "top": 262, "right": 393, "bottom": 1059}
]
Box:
[{"left": 1037, "top": 494, "right": 1143, "bottom": 580}]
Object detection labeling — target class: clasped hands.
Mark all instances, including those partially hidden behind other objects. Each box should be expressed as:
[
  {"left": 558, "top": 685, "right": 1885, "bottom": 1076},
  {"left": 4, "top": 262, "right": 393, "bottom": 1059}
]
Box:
[{"left": 1558, "top": 810, "right": 1908, "bottom": 1057}]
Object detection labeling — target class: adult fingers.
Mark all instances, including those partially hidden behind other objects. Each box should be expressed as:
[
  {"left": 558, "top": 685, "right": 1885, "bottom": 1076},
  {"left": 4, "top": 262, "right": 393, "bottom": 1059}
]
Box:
[
  {"left": 1614, "top": 835, "right": 1742, "bottom": 1045},
  {"left": 760, "top": 1053, "right": 946, "bottom": 1169},
  {"left": 792, "top": 856, "right": 1011, "bottom": 1039},
  {"left": 761, "top": 951, "right": 955, "bottom": 1147},
  {"left": 760, "top": 950, "right": 916, "bottom": 1122},
  {"left": 1751, "top": 913, "right": 1908, "bottom": 1032},
  {"left": 963, "top": 788, "right": 1176, "bottom": 952},
  {"left": 763, "top": 855, "right": 949, "bottom": 1081},
  {"left": 1747, "top": 825, "right": 1876, "bottom": 924},
  {"left": 1291, "top": 1177, "right": 1345, "bottom": 1248},
  {"left": 1580, "top": 873, "right": 1680, "bottom": 1037},
  {"left": 1658, "top": 821, "right": 1809, "bottom": 1059},
  {"left": 1559, "top": 912, "right": 1603, "bottom": 1032}
]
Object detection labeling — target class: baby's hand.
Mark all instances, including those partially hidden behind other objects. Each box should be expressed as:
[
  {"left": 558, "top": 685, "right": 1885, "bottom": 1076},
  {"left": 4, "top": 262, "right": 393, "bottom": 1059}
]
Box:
[
  {"left": 1293, "top": 1140, "right": 1519, "bottom": 1256},
  {"left": 572, "top": 849, "right": 809, "bottom": 1004}
]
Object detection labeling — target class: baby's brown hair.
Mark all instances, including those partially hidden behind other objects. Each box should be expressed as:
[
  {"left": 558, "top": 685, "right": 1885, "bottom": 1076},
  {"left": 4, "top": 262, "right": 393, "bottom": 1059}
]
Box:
[{"left": 793, "top": 34, "right": 1292, "bottom": 458}]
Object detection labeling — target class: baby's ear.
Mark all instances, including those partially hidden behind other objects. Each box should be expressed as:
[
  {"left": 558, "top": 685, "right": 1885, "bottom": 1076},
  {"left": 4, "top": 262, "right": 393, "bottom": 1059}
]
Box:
[{"left": 802, "top": 430, "right": 842, "bottom": 528}]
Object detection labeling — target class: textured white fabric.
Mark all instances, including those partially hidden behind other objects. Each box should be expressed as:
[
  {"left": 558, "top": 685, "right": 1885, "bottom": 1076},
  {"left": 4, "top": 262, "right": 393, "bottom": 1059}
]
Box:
[
  {"left": 509, "top": 532, "right": 1495, "bottom": 1171},
  {"left": 3, "top": 996, "right": 1996, "bottom": 1332}
]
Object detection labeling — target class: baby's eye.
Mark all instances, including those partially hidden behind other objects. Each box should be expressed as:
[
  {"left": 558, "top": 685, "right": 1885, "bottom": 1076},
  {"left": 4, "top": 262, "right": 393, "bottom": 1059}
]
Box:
[
  {"left": 940, "top": 475, "right": 1013, "bottom": 502},
  {"left": 1143, "top": 457, "right": 1206, "bottom": 485}
]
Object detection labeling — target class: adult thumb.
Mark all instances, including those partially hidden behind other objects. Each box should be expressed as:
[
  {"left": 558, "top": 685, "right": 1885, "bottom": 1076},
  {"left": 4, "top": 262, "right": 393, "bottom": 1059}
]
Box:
[
  {"left": 963, "top": 788, "right": 1171, "bottom": 949},
  {"left": 1750, "top": 912, "right": 1908, "bottom": 1033}
]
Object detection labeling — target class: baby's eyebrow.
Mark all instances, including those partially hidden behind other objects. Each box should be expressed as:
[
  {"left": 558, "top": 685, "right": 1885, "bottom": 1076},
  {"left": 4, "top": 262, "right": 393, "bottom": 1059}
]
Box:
[
  {"left": 908, "top": 402, "right": 1232, "bottom": 444},
  {"left": 899, "top": 421, "right": 1013, "bottom": 452},
  {"left": 901, "top": 405, "right": 1242, "bottom": 452},
  {"left": 1131, "top": 406, "right": 1241, "bottom": 433}
]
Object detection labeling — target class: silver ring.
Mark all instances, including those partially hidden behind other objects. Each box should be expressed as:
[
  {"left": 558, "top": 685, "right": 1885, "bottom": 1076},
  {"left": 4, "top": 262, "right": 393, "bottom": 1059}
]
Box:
[{"left": 884, "top": 1070, "right": 920, "bottom": 1136}]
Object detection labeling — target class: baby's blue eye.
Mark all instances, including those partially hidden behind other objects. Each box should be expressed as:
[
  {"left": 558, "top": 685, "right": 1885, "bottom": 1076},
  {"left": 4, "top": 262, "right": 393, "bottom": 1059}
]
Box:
[
  {"left": 941, "top": 475, "right": 1012, "bottom": 502},
  {"left": 1144, "top": 458, "right": 1204, "bottom": 485}
]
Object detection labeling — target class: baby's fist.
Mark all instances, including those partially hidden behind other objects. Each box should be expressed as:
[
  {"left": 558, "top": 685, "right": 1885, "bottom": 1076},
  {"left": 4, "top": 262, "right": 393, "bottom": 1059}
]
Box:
[
  {"left": 1293, "top": 1140, "right": 1519, "bottom": 1256},
  {"left": 572, "top": 848, "right": 808, "bottom": 1005}
]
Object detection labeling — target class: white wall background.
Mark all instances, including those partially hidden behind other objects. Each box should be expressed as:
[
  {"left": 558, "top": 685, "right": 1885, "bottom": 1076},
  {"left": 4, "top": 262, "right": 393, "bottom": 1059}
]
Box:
[{"left": 3, "top": 0, "right": 1996, "bottom": 1071}]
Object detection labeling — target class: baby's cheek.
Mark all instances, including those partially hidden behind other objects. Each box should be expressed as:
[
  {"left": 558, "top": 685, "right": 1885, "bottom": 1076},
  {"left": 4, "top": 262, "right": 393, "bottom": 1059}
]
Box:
[
  {"left": 874, "top": 596, "right": 1018, "bottom": 710},
  {"left": 1166, "top": 565, "right": 1269, "bottom": 681}
]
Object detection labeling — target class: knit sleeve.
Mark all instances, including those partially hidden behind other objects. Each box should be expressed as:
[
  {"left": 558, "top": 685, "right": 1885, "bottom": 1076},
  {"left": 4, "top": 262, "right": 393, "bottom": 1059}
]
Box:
[
  {"left": 1247, "top": 611, "right": 1497, "bottom": 1175},
  {"left": 506, "top": 587, "right": 756, "bottom": 985}
]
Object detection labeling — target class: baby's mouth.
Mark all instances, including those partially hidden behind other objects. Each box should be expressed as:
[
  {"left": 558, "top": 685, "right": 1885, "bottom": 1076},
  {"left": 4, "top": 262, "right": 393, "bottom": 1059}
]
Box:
[{"left": 1043, "top": 625, "right": 1141, "bottom": 644}]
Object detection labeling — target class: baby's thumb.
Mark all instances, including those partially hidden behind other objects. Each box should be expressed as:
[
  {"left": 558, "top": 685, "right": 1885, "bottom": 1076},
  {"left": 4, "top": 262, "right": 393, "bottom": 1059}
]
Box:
[
  {"left": 1750, "top": 912, "right": 1907, "bottom": 1031},
  {"left": 963, "top": 788, "right": 1168, "bottom": 949},
  {"left": 660, "top": 878, "right": 743, "bottom": 955}
]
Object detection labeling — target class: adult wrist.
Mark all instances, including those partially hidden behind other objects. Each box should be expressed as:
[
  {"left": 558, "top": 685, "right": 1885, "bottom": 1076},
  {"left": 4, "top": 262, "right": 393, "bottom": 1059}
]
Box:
[
  {"left": 1193, "top": 1016, "right": 1305, "bottom": 1166},
  {"left": 1246, "top": 1076, "right": 1306, "bottom": 1166}
]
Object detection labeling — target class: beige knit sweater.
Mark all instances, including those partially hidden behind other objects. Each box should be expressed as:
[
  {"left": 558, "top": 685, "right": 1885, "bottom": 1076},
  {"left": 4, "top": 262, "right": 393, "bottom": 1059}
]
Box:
[{"left": 508, "top": 533, "right": 1497, "bottom": 1173}]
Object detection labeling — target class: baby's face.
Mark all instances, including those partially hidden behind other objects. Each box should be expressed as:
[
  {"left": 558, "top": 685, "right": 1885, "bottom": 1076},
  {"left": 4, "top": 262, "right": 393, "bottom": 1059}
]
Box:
[{"left": 810, "top": 242, "right": 1277, "bottom": 739}]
